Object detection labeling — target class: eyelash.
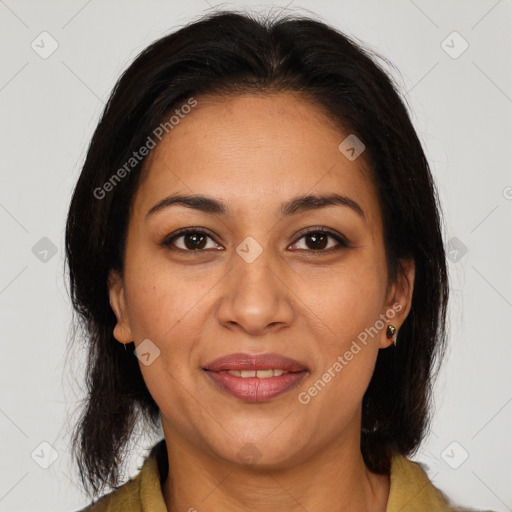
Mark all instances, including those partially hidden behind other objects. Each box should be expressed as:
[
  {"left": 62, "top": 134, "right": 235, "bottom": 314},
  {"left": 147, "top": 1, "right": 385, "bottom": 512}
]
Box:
[{"left": 161, "top": 227, "right": 351, "bottom": 255}]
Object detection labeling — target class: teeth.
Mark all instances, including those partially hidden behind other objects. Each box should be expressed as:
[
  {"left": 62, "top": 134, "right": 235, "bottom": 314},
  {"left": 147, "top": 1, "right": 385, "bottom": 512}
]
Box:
[
  {"left": 253, "top": 369, "right": 273, "bottom": 378},
  {"left": 218, "top": 369, "right": 290, "bottom": 378}
]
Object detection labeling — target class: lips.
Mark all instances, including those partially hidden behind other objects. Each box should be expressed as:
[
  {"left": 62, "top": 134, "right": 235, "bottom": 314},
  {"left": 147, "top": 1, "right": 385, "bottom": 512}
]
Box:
[
  {"left": 204, "top": 352, "right": 308, "bottom": 372},
  {"left": 203, "top": 353, "right": 308, "bottom": 402}
]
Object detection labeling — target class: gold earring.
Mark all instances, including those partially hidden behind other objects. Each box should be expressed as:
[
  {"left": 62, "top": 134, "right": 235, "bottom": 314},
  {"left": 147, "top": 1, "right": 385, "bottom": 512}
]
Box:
[{"left": 386, "top": 325, "right": 397, "bottom": 346}]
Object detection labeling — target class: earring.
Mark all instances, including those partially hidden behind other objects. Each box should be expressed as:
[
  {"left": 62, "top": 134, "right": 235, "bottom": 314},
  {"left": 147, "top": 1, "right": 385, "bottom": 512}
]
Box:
[{"left": 386, "top": 325, "right": 397, "bottom": 346}]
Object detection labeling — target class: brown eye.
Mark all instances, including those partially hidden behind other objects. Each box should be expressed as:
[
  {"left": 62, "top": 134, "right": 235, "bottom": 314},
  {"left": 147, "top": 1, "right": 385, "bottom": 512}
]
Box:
[
  {"left": 290, "top": 228, "right": 350, "bottom": 253},
  {"left": 182, "top": 232, "right": 208, "bottom": 250},
  {"left": 162, "top": 229, "right": 221, "bottom": 252},
  {"left": 304, "top": 232, "right": 329, "bottom": 250}
]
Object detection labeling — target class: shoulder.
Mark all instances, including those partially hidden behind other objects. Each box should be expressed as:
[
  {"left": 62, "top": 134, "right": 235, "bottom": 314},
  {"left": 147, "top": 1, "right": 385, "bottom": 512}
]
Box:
[
  {"left": 75, "top": 439, "right": 168, "bottom": 512},
  {"left": 76, "top": 474, "right": 143, "bottom": 512},
  {"left": 387, "top": 453, "right": 495, "bottom": 512},
  {"left": 388, "top": 453, "right": 451, "bottom": 510}
]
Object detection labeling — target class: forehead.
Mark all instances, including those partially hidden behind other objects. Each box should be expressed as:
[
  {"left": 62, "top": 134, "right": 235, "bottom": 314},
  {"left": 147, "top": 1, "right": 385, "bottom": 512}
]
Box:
[{"left": 134, "top": 92, "right": 380, "bottom": 225}]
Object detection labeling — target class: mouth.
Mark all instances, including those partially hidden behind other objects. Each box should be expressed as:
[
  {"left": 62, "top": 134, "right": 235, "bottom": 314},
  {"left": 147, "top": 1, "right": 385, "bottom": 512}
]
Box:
[{"left": 203, "top": 353, "right": 308, "bottom": 403}]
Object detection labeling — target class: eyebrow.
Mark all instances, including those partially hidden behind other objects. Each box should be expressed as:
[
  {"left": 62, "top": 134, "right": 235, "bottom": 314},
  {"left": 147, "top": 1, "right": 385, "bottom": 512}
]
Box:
[{"left": 146, "top": 192, "right": 365, "bottom": 220}]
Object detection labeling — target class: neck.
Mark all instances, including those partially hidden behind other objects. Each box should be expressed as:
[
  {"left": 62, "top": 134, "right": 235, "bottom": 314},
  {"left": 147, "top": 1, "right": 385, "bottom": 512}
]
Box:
[{"left": 161, "top": 421, "right": 390, "bottom": 512}]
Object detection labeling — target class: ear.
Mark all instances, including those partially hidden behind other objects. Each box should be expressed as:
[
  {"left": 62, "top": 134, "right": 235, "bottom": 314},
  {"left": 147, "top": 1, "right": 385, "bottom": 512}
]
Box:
[
  {"left": 107, "top": 270, "right": 134, "bottom": 344},
  {"left": 379, "top": 258, "right": 415, "bottom": 349}
]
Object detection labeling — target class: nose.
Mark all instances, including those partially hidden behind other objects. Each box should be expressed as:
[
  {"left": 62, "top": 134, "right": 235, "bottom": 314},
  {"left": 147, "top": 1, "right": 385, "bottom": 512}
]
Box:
[{"left": 216, "top": 245, "right": 295, "bottom": 336}]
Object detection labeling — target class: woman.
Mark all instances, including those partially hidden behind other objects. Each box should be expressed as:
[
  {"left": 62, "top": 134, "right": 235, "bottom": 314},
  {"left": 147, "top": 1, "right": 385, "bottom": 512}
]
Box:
[{"left": 66, "top": 9, "right": 466, "bottom": 511}]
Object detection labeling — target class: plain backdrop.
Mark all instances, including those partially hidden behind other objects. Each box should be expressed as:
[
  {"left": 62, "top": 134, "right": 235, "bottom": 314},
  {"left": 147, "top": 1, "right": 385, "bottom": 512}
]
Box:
[{"left": 1, "top": 1, "right": 511, "bottom": 511}]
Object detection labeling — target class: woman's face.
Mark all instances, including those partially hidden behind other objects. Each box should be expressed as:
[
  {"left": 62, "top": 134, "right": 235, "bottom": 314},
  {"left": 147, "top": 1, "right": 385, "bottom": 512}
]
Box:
[{"left": 109, "top": 92, "right": 414, "bottom": 468}]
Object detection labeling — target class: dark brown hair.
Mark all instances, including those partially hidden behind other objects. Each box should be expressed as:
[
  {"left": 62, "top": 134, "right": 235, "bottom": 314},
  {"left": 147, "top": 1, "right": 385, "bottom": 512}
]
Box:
[{"left": 65, "top": 9, "right": 448, "bottom": 499}]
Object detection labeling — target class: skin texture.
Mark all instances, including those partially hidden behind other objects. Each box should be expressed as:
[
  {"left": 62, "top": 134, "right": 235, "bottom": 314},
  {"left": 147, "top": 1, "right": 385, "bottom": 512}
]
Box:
[{"left": 108, "top": 92, "right": 415, "bottom": 512}]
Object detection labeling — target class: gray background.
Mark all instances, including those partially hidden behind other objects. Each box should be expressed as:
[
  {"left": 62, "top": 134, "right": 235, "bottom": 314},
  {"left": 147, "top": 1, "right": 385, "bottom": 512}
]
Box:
[{"left": 1, "top": 0, "right": 511, "bottom": 510}]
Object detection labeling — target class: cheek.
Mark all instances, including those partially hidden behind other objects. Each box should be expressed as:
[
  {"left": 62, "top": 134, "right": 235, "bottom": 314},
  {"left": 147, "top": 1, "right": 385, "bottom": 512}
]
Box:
[
  {"left": 300, "top": 260, "right": 386, "bottom": 345},
  {"left": 123, "top": 249, "right": 213, "bottom": 342},
  {"left": 296, "top": 261, "right": 386, "bottom": 400},
  {"left": 123, "top": 267, "right": 207, "bottom": 417}
]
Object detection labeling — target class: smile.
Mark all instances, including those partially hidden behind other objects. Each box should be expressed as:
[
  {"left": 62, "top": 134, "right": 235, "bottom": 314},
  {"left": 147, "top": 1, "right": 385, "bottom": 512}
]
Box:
[
  {"left": 203, "top": 352, "right": 309, "bottom": 402},
  {"left": 204, "top": 368, "right": 308, "bottom": 402},
  {"left": 217, "top": 369, "right": 290, "bottom": 378}
]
